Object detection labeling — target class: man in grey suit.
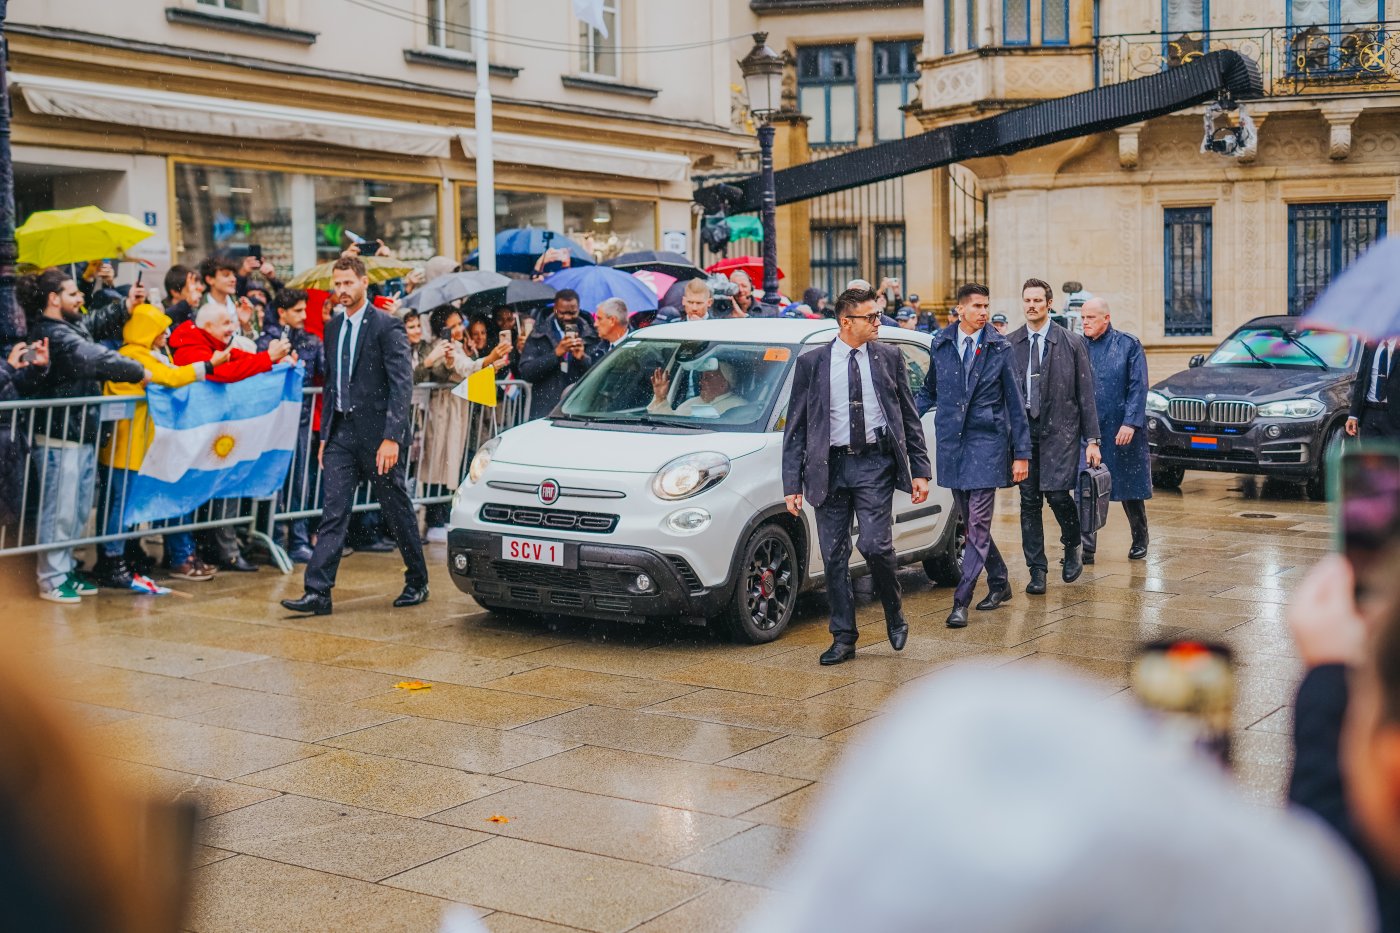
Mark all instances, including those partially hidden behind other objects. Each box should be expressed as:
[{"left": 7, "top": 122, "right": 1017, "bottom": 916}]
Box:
[
  {"left": 782, "top": 287, "right": 931, "bottom": 666},
  {"left": 1008, "top": 278, "right": 1102, "bottom": 594}
]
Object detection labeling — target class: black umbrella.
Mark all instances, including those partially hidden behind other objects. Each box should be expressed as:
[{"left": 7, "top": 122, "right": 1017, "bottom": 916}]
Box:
[
  {"left": 401, "top": 271, "right": 511, "bottom": 312},
  {"left": 603, "top": 250, "right": 706, "bottom": 281},
  {"left": 463, "top": 279, "right": 558, "bottom": 317}
]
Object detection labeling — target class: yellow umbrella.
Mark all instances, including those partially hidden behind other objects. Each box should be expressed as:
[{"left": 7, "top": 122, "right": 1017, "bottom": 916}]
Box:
[
  {"left": 16, "top": 206, "right": 155, "bottom": 268},
  {"left": 285, "top": 256, "right": 414, "bottom": 290}
]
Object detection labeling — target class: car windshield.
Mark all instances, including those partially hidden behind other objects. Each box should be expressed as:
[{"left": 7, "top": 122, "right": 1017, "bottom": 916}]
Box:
[
  {"left": 1206, "top": 326, "right": 1356, "bottom": 369},
  {"left": 557, "top": 338, "right": 800, "bottom": 432}
]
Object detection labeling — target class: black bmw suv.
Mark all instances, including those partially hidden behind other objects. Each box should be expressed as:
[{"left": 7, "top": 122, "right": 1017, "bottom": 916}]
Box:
[{"left": 1146, "top": 315, "right": 1361, "bottom": 499}]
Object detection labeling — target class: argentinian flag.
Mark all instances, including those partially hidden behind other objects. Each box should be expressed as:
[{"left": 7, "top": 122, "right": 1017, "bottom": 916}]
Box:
[{"left": 125, "top": 366, "right": 305, "bottom": 524}]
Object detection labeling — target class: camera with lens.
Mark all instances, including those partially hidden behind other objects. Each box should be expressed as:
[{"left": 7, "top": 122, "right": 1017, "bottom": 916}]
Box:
[{"left": 707, "top": 274, "right": 739, "bottom": 317}]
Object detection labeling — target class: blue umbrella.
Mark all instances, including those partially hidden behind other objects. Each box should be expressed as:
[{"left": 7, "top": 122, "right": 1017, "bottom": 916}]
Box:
[
  {"left": 544, "top": 265, "right": 659, "bottom": 313},
  {"left": 467, "top": 228, "right": 595, "bottom": 275},
  {"left": 1303, "top": 236, "right": 1400, "bottom": 339}
]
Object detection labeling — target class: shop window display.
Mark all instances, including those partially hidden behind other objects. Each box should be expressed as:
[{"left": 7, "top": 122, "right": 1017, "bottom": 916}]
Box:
[
  {"left": 313, "top": 177, "right": 439, "bottom": 262},
  {"left": 459, "top": 186, "right": 655, "bottom": 265},
  {"left": 175, "top": 164, "right": 294, "bottom": 269}
]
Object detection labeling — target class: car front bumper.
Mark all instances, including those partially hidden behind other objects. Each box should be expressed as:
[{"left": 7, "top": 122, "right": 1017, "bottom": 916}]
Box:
[{"left": 1146, "top": 414, "right": 1324, "bottom": 477}]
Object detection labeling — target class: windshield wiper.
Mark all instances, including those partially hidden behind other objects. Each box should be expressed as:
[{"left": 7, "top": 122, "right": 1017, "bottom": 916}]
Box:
[
  {"left": 1226, "top": 335, "right": 1275, "bottom": 368},
  {"left": 631, "top": 415, "right": 706, "bottom": 431},
  {"left": 1275, "top": 330, "right": 1329, "bottom": 369}
]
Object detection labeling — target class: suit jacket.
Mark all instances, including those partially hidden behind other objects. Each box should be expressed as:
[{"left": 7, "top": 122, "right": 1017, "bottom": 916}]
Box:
[
  {"left": 322, "top": 305, "right": 414, "bottom": 447},
  {"left": 919, "top": 323, "right": 1032, "bottom": 491},
  {"left": 781, "top": 339, "right": 930, "bottom": 508},
  {"left": 1008, "top": 321, "right": 1100, "bottom": 491},
  {"left": 1350, "top": 341, "right": 1400, "bottom": 430}
]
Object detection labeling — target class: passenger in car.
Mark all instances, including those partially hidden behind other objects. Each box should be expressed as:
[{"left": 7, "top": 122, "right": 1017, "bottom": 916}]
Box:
[{"left": 648, "top": 360, "right": 748, "bottom": 418}]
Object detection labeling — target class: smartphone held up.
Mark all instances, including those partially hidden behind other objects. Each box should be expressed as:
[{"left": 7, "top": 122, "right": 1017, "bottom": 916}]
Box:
[{"left": 1335, "top": 442, "right": 1400, "bottom": 595}]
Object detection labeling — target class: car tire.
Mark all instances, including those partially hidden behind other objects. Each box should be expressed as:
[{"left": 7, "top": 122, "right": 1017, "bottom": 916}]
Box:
[
  {"left": 718, "top": 523, "right": 799, "bottom": 644},
  {"left": 922, "top": 515, "right": 965, "bottom": 587},
  {"left": 1152, "top": 464, "right": 1185, "bottom": 490},
  {"left": 1306, "top": 423, "right": 1345, "bottom": 502}
]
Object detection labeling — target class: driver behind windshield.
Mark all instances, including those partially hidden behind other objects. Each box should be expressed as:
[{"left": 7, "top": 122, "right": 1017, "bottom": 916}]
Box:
[{"left": 649, "top": 360, "right": 748, "bottom": 417}]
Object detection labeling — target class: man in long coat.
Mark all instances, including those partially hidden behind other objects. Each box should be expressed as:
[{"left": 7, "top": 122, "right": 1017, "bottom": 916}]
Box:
[
  {"left": 1079, "top": 298, "right": 1151, "bottom": 562},
  {"left": 917, "top": 283, "right": 1031, "bottom": 628},
  {"left": 1008, "top": 278, "right": 1101, "bottom": 594}
]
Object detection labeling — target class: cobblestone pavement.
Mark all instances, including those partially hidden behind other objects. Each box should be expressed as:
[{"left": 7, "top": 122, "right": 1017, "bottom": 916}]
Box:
[{"left": 24, "top": 472, "right": 1319, "bottom": 932}]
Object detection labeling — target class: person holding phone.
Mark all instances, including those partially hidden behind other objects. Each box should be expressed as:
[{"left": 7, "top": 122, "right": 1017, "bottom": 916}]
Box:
[{"left": 517, "top": 289, "right": 598, "bottom": 416}]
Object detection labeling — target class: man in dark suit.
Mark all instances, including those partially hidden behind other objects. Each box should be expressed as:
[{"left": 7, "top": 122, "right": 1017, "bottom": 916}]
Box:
[
  {"left": 281, "top": 255, "right": 429, "bottom": 616},
  {"left": 918, "top": 283, "right": 1031, "bottom": 628},
  {"left": 782, "top": 287, "right": 931, "bottom": 666},
  {"left": 1007, "top": 278, "right": 1101, "bottom": 594},
  {"left": 1348, "top": 338, "right": 1400, "bottom": 440},
  {"left": 518, "top": 289, "right": 599, "bottom": 417}
]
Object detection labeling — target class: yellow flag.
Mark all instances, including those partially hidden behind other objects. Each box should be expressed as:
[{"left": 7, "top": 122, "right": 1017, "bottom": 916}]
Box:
[{"left": 466, "top": 365, "right": 497, "bottom": 407}]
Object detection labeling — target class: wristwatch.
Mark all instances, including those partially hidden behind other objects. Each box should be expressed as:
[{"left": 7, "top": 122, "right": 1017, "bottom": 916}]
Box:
[{"left": 1087, "top": 437, "right": 1102, "bottom": 446}]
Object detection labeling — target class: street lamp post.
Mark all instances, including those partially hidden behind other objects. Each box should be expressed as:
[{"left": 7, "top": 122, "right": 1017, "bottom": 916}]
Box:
[
  {"left": 739, "top": 33, "right": 784, "bottom": 309},
  {"left": 0, "top": 0, "right": 20, "bottom": 342}
]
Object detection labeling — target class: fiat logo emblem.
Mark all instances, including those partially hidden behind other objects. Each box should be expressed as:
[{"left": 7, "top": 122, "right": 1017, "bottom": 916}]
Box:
[{"left": 538, "top": 479, "right": 560, "bottom": 505}]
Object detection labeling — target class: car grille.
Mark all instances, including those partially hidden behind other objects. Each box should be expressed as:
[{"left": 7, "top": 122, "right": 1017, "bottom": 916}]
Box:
[
  {"left": 1168, "top": 398, "right": 1207, "bottom": 422},
  {"left": 1209, "top": 400, "right": 1256, "bottom": 426},
  {"left": 665, "top": 555, "right": 704, "bottom": 594},
  {"left": 479, "top": 503, "right": 618, "bottom": 534},
  {"left": 484, "top": 560, "right": 632, "bottom": 595}
]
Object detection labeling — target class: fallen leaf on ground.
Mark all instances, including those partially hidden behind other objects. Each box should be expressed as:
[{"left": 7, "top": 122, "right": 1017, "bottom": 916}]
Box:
[
  {"left": 395, "top": 680, "right": 432, "bottom": 690},
  {"left": 486, "top": 815, "right": 511, "bottom": 824}
]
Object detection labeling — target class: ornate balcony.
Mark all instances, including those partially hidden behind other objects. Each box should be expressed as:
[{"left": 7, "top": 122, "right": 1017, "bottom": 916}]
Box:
[{"left": 1097, "top": 22, "right": 1400, "bottom": 96}]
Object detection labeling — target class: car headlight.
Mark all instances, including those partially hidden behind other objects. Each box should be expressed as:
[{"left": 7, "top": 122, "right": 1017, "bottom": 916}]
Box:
[
  {"left": 1146, "top": 390, "right": 1169, "bottom": 413},
  {"left": 1257, "top": 398, "right": 1325, "bottom": 419},
  {"left": 666, "top": 508, "right": 712, "bottom": 534},
  {"left": 466, "top": 438, "right": 500, "bottom": 485},
  {"left": 652, "top": 452, "right": 730, "bottom": 500}
]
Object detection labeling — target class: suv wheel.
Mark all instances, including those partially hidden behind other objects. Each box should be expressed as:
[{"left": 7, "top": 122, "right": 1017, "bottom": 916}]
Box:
[
  {"left": 1306, "top": 423, "right": 1345, "bottom": 502},
  {"left": 922, "top": 516, "right": 965, "bottom": 587},
  {"left": 719, "top": 523, "right": 798, "bottom": 644},
  {"left": 1152, "top": 464, "right": 1185, "bottom": 490}
]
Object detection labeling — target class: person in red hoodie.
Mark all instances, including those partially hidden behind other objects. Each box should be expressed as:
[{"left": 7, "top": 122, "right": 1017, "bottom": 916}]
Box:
[{"left": 168, "top": 303, "right": 295, "bottom": 570}]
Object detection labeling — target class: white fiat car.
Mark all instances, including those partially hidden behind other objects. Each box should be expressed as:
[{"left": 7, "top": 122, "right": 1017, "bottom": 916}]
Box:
[{"left": 447, "top": 319, "right": 963, "bottom": 643}]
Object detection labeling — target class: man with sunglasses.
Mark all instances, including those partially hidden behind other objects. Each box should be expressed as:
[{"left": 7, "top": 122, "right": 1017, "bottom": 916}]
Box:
[{"left": 783, "top": 287, "right": 931, "bottom": 665}]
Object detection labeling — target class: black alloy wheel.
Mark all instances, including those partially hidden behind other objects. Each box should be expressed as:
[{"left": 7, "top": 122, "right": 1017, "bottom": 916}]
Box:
[
  {"left": 1152, "top": 463, "right": 1185, "bottom": 490},
  {"left": 923, "top": 515, "right": 966, "bottom": 587},
  {"left": 721, "top": 524, "right": 798, "bottom": 643}
]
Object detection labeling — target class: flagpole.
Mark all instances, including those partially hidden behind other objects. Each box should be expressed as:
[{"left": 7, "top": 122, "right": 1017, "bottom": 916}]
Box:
[{"left": 472, "top": 0, "right": 495, "bottom": 273}]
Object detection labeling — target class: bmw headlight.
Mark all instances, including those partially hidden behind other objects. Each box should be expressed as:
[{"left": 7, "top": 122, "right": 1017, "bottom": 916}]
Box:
[
  {"left": 466, "top": 437, "right": 500, "bottom": 485},
  {"left": 652, "top": 452, "right": 730, "bottom": 500},
  {"left": 1257, "top": 398, "right": 1325, "bottom": 419},
  {"left": 1146, "top": 390, "right": 1169, "bottom": 413}
]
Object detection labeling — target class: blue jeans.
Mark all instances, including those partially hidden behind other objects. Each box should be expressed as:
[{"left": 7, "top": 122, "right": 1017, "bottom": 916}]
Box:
[{"left": 36, "top": 443, "right": 97, "bottom": 591}]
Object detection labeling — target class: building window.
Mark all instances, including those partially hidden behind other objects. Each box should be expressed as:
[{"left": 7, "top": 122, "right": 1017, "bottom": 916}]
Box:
[
  {"left": 458, "top": 187, "right": 656, "bottom": 264},
  {"left": 1163, "top": 0, "right": 1208, "bottom": 65},
  {"left": 313, "top": 177, "right": 440, "bottom": 262},
  {"left": 810, "top": 225, "right": 859, "bottom": 299},
  {"left": 195, "top": 0, "right": 263, "bottom": 17},
  {"left": 175, "top": 164, "right": 291, "bottom": 269},
  {"left": 1042, "top": 0, "right": 1070, "bottom": 44},
  {"left": 875, "top": 224, "right": 907, "bottom": 289},
  {"left": 1005, "top": 0, "right": 1030, "bottom": 45},
  {"left": 1287, "top": 0, "right": 1384, "bottom": 73},
  {"left": 578, "top": 0, "right": 619, "bottom": 78},
  {"left": 967, "top": 0, "right": 979, "bottom": 48},
  {"left": 874, "top": 41, "right": 920, "bottom": 141},
  {"left": 797, "top": 45, "right": 857, "bottom": 147},
  {"left": 1288, "top": 201, "right": 1387, "bottom": 316},
  {"left": 1163, "top": 207, "right": 1212, "bottom": 337},
  {"left": 944, "top": 0, "right": 955, "bottom": 53},
  {"left": 427, "top": 0, "right": 471, "bottom": 52}
]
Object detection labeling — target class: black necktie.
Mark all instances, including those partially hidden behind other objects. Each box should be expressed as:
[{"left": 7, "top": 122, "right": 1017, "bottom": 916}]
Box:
[
  {"left": 338, "top": 321, "right": 353, "bottom": 411},
  {"left": 849, "top": 349, "right": 867, "bottom": 449},
  {"left": 1028, "top": 332, "right": 1043, "bottom": 419},
  {"left": 1379, "top": 343, "right": 1391, "bottom": 403}
]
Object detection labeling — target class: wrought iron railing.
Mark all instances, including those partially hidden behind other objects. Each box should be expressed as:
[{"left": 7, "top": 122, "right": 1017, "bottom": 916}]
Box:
[{"left": 1097, "top": 22, "right": 1400, "bottom": 95}]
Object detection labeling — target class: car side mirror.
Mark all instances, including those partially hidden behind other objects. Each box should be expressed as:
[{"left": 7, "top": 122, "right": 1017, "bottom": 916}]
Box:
[{"left": 1189, "top": 354, "right": 1206, "bottom": 368}]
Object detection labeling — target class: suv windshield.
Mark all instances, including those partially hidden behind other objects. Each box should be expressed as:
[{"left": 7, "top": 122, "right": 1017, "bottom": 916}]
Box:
[
  {"left": 558, "top": 339, "right": 799, "bottom": 432},
  {"left": 1206, "top": 326, "right": 1356, "bottom": 369}
]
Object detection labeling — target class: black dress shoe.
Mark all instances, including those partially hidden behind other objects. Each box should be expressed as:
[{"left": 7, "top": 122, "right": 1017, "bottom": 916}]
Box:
[
  {"left": 1026, "top": 568, "right": 1047, "bottom": 595},
  {"left": 393, "top": 585, "right": 430, "bottom": 608},
  {"left": 819, "top": 642, "right": 856, "bottom": 665},
  {"left": 281, "top": 592, "right": 332, "bottom": 615},
  {"left": 887, "top": 614, "right": 909, "bottom": 652},
  {"left": 1128, "top": 543, "right": 1148, "bottom": 561},
  {"left": 221, "top": 554, "right": 259, "bottom": 573},
  {"left": 975, "top": 585, "right": 1013, "bottom": 611},
  {"left": 1062, "top": 545, "right": 1084, "bottom": 583},
  {"left": 946, "top": 604, "right": 969, "bottom": 628},
  {"left": 1082, "top": 552, "right": 1096, "bottom": 566},
  {"left": 357, "top": 538, "right": 396, "bottom": 553}
]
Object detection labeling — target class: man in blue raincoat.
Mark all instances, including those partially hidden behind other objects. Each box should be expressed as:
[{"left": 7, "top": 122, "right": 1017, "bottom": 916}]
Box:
[{"left": 1080, "top": 298, "right": 1151, "bottom": 562}]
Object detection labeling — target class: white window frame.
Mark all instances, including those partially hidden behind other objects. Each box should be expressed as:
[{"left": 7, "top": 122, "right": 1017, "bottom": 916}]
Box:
[
  {"left": 579, "top": 0, "right": 621, "bottom": 79},
  {"left": 426, "top": 0, "right": 471, "bottom": 54},
  {"left": 194, "top": 0, "right": 266, "bottom": 21}
]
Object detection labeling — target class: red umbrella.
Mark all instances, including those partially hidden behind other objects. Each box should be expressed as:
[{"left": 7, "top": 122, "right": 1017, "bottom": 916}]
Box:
[{"left": 705, "top": 256, "right": 784, "bottom": 283}]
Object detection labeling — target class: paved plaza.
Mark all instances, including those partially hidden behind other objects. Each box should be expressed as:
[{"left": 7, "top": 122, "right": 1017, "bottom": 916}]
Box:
[{"left": 22, "top": 472, "right": 1314, "bottom": 933}]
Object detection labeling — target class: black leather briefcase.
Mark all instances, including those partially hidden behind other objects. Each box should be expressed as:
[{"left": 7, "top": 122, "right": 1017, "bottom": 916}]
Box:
[{"left": 1078, "top": 464, "right": 1112, "bottom": 534}]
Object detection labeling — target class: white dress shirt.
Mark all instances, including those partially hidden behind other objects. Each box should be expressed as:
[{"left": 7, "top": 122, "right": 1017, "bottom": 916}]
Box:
[
  {"left": 336, "top": 301, "right": 369, "bottom": 409},
  {"left": 1368, "top": 338, "right": 1396, "bottom": 403},
  {"left": 829, "top": 338, "right": 887, "bottom": 446}
]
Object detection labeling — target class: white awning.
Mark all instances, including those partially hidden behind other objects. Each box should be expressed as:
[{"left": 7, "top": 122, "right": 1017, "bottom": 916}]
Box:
[
  {"left": 458, "top": 129, "right": 691, "bottom": 183},
  {"left": 12, "top": 72, "right": 456, "bottom": 158}
]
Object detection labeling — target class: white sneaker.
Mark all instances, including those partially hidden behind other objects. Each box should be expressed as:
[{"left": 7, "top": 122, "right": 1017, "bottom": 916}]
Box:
[
  {"left": 426, "top": 527, "right": 448, "bottom": 544},
  {"left": 40, "top": 580, "right": 83, "bottom": 604}
]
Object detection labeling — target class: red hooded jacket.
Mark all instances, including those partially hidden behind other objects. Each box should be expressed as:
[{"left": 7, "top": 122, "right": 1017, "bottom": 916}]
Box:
[{"left": 168, "top": 320, "right": 273, "bottom": 383}]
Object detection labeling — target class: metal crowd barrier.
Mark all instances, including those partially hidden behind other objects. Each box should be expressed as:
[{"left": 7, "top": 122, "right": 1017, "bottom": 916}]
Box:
[{"left": 0, "top": 379, "right": 532, "bottom": 576}]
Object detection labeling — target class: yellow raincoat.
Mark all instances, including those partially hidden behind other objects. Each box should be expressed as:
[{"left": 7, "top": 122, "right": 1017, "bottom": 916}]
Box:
[{"left": 101, "top": 304, "right": 204, "bottom": 471}]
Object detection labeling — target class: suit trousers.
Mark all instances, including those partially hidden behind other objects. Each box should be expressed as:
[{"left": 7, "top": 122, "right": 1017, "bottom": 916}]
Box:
[
  {"left": 1082, "top": 499, "right": 1149, "bottom": 556},
  {"left": 1361, "top": 408, "right": 1400, "bottom": 439},
  {"left": 303, "top": 417, "right": 428, "bottom": 596},
  {"left": 1019, "top": 439, "right": 1081, "bottom": 572},
  {"left": 951, "top": 488, "right": 1008, "bottom": 607},
  {"left": 813, "top": 447, "right": 903, "bottom": 645}
]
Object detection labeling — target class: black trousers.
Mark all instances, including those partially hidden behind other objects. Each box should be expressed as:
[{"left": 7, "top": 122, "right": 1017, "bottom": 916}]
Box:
[
  {"left": 1361, "top": 408, "right": 1400, "bottom": 439},
  {"left": 1082, "top": 499, "right": 1149, "bottom": 556},
  {"left": 1020, "top": 439, "right": 1081, "bottom": 572},
  {"left": 813, "top": 446, "right": 903, "bottom": 646},
  {"left": 303, "top": 419, "right": 428, "bottom": 596}
]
